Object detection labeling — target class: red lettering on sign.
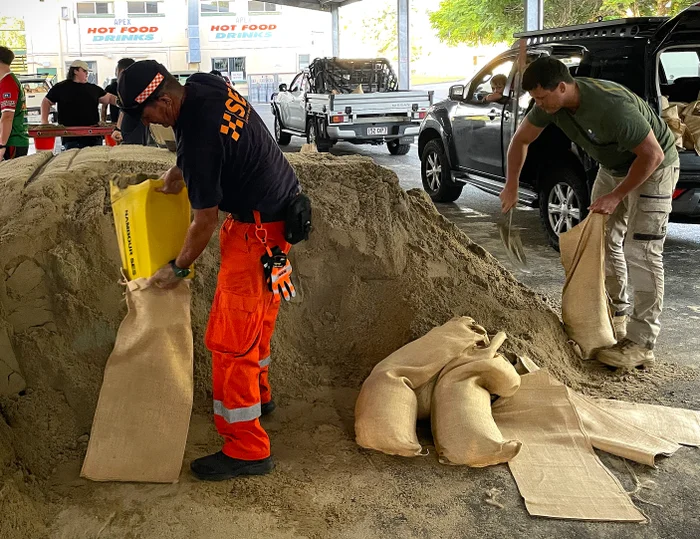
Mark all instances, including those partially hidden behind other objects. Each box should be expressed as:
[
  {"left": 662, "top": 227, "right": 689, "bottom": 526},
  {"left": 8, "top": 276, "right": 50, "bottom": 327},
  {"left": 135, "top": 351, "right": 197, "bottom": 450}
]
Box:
[{"left": 87, "top": 28, "right": 97, "bottom": 34}]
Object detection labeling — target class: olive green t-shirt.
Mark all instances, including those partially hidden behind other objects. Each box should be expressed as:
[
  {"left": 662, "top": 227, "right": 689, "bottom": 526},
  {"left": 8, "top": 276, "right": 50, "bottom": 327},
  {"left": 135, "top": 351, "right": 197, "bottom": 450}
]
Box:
[{"left": 526, "top": 78, "right": 677, "bottom": 175}]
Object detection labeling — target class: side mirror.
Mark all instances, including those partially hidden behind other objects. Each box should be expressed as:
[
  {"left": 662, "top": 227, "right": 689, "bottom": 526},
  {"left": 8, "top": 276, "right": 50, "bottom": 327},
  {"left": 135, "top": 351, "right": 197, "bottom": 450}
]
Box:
[
  {"left": 279, "top": 83, "right": 288, "bottom": 92},
  {"left": 449, "top": 84, "right": 465, "bottom": 101}
]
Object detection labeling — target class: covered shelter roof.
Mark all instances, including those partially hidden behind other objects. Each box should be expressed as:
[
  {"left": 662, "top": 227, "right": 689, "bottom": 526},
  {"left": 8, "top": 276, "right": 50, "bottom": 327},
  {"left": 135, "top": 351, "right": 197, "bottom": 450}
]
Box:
[{"left": 269, "top": 0, "right": 362, "bottom": 11}]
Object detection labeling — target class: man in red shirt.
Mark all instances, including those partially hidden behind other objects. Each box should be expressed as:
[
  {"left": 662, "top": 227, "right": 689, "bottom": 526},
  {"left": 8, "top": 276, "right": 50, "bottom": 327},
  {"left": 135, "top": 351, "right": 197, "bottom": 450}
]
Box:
[{"left": 0, "top": 46, "right": 29, "bottom": 161}]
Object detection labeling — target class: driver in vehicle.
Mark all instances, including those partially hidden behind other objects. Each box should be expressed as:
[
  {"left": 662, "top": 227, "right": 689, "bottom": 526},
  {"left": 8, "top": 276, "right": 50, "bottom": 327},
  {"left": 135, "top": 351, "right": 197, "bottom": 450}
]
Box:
[{"left": 500, "top": 57, "right": 679, "bottom": 370}]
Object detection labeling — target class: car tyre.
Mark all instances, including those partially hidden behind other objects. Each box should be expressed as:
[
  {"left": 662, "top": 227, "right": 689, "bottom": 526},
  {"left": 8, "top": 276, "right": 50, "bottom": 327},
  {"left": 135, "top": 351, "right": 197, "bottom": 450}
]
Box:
[
  {"left": 274, "top": 114, "right": 292, "bottom": 146},
  {"left": 307, "top": 118, "right": 332, "bottom": 152},
  {"left": 387, "top": 139, "right": 411, "bottom": 156},
  {"left": 421, "top": 139, "right": 463, "bottom": 202},
  {"left": 538, "top": 168, "right": 589, "bottom": 251}
]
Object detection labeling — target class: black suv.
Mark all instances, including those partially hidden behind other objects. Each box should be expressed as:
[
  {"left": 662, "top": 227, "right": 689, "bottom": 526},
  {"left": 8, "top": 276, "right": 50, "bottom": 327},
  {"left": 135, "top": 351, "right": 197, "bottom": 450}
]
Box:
[{"left": 418, "top": 6, "right": 700, "bottom": 248}]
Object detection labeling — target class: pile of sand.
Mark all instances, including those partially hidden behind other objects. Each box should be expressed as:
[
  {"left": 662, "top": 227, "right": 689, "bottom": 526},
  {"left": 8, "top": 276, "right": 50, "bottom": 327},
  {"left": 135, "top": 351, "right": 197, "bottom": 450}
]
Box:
[{"left": 0, "top": 148, "right": 686, "bottom": 537}]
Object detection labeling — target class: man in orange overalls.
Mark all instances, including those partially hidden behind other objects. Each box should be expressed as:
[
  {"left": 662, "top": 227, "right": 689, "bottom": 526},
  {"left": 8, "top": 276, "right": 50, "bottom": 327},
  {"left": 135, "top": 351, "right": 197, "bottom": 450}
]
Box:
[{"left": 118, "top": 61, "right": 308, "bottom": 481}]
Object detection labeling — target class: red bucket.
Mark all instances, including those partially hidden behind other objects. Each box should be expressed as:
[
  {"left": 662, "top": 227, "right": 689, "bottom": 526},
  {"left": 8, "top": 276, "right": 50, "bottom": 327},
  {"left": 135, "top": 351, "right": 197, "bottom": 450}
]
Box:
[
  {"left": 34, "top": 136, "right": 56, "bottom": 151},
  {"left": 105, "top": 134, "right": 117, "bottom": 147}
]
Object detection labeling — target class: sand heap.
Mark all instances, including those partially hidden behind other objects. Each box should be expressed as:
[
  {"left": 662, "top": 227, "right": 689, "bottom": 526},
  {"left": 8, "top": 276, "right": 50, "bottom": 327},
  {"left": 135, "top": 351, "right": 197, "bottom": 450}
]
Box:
[{"left": 0, "top": 147, "right": 610, "bottom": 535}]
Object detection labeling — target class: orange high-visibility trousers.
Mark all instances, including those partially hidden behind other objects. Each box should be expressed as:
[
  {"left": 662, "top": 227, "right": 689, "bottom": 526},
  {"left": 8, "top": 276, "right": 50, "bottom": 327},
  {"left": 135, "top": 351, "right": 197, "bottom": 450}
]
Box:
[{"left": 205, "top": 215, "right": 290, "bottom": 461}]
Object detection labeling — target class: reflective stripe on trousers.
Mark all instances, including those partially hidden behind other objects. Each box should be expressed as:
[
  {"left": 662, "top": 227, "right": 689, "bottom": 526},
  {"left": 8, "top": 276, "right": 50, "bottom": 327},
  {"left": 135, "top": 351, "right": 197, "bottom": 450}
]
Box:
[
  {"left": 591, "top": 161, "right": 679, "bottom": 349},
  {"left": 206, "top": 216, "right": 290, "bottom": 460}
]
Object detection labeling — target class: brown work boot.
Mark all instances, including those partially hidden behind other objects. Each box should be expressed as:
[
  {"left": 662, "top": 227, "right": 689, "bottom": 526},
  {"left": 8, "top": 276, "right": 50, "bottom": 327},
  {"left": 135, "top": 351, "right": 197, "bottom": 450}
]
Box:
[
  {"left": 612, "top": 314, "right": 628, "bottom": 341},
  {"left": 597, "top": 339, "right": 655, "bottom": 370}
]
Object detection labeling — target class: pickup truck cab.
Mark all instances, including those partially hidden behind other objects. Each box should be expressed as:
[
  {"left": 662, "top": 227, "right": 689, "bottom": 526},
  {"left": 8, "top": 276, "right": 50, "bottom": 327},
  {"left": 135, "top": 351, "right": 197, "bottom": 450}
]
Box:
[
  {"left": 418, "top": 5, "right": 700, "bottom": 248},
  {"left": 272, "top": 58, "right": 432, "bottom": 154}
]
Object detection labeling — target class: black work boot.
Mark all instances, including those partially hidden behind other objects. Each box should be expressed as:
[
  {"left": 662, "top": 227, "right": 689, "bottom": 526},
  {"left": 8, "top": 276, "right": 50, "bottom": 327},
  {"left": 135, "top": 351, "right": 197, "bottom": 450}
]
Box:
[
  {"left": 190, "top": 452, "right": 274, "bottom": 481},
  {"left": 261, "top": 400, "right": 276, "bottom": 416}
]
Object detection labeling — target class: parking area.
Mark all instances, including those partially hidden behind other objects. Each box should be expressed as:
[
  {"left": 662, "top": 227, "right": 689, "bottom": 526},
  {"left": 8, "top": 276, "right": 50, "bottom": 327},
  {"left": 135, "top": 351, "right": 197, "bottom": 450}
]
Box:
[{"left": 258, "top": 105, "right": 700, "bottom": 376}]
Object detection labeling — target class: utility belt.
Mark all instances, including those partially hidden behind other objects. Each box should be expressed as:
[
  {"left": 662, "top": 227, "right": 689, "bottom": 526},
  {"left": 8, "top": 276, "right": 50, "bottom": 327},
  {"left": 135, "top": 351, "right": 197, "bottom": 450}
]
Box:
[
  {"left": 230, "top": 210, "right": 285, "bottom": 223},
  {"left": 230, "top": 192, "right": 312, "bottom": 245},
  {"left": 232, "top": 193, "right": 312, "bottom": 302}
]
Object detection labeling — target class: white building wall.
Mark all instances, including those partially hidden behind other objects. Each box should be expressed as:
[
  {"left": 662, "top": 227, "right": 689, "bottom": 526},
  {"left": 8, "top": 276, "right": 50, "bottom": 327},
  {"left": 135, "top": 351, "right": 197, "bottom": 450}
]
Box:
[{"left": 4, "top": 0, "right": 332, "bottom": 91}]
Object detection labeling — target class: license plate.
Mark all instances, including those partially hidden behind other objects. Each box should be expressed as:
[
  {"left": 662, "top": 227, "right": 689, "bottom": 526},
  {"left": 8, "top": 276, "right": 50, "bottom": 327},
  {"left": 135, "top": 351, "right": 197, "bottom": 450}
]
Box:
[{"left": 367, "top": 127, "right": 388, "bottom": 136}]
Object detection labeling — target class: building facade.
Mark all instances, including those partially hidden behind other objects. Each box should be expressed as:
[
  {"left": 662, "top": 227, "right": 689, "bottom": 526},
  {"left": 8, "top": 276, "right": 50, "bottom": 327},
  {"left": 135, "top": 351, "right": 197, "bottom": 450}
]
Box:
[{"left": 3, "top": 0, "right": 333, "bottom": 100}]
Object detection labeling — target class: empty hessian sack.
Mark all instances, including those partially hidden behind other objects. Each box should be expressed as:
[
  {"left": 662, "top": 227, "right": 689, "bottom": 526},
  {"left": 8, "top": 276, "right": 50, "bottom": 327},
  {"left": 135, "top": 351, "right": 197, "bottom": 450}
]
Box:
[
  {"left": 81, "top": 279, "right": 193, "bottom": 483},
  {"left": 432, "top": 332, "right": 522, "bottom": 466},
  {"left": 355, "top": 317, "right": 488, "bottom": 456}
]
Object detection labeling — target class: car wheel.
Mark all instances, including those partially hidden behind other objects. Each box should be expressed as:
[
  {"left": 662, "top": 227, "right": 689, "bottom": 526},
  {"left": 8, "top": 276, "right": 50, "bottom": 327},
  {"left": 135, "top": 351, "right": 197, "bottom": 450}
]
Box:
[
  {"left": 538, "top": 168, "right": 589, "bottom": 250},
  {"left": 274, "top": 114, "right": 292, "bottom": 146},
  {"left": 387, "top": 139, "right": 411, "bottom": 156},
  {"left": 421, "top": 139, "right": 463, "bottom": 202},
  {"left": 307, "top": 118, "right": 331, "bottom": 152}
]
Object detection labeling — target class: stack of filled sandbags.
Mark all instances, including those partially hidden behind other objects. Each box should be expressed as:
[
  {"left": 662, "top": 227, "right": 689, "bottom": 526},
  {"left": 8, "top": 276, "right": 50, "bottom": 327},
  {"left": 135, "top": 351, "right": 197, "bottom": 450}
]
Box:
[
  {"left": 354, "top": 316, "right": 522, "bottom": 467},
  {"left": 661, "top": 95, "right": 700, "bottom": 155}
]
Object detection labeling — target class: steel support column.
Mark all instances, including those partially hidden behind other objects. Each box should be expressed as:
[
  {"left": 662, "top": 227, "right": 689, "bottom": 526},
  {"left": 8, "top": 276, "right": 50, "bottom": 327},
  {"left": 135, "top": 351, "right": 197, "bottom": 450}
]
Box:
[
  {"left": 331, "top": 5, "right": 340, "bottom": 57},
  {"left": 397, "top": 0, "right": 410, "bottom": 90},
  {"left": 524, "top": 0, "right": 544, "bottom": 32}
]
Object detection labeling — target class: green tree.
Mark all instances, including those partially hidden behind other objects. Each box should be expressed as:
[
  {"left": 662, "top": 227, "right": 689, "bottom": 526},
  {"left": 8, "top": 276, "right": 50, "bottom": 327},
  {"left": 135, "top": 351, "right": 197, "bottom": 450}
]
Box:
[
  {"left": 430, "top": 0, "right": 696, "bottom": 45},
  {"left": 358, "top": 1, "right": 423, "bottom": 64},
  {"left": 0, "top": 17, "right": 26, "bottom": 51}
]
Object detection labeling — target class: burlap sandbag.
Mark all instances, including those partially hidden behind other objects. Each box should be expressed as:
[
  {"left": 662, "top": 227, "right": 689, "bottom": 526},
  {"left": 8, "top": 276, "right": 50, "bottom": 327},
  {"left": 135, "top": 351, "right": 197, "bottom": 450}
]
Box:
[
  {"left": 355, "top": 317, "right": 488, "bottom": 457},
  {"left": 432, "top": 332, "right": 522, "bottom": 467},
  {"left": 81, "top": 279, "right": 193, "bottom": 483},
  {"left": 493, "top": 369, "right": 646, "bottom": 522},
  {"left": 560, "top": 213, "right": 616, "bottom": 359},
  {"left": 662, "top": 105, "right": 686, "bottom": 149},
  {"left": 681, "top": 101, "right": 700, "bottom": 155}
]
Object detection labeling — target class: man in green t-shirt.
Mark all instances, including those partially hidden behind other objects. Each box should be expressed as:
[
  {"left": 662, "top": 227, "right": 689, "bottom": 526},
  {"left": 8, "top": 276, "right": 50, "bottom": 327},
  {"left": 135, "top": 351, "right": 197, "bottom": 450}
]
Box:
[
  {"left": 500, "top": 57, "right": 679, "bottom": 369},
  {"left": 0, "top": 46, "right": 29, "bottom": 161}
]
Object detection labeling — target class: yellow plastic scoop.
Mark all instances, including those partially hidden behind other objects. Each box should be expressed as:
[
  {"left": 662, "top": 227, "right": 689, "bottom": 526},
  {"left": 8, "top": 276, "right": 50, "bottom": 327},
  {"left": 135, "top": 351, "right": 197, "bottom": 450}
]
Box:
[{"left": 110, "top": 177, "right": 193, "bottom": 281}]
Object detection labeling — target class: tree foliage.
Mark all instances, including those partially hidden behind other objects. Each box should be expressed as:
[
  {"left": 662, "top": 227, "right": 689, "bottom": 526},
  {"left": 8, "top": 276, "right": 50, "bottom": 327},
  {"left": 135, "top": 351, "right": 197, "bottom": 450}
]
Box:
[
  {"left": 0, "top": 17, "right": 26, "bottom": 50},
  {"left": 430, "top": 0, "right": 696, "bottom": 45},
  {"left": 359, "top": 2, "right": 423, "bottom": 63}
]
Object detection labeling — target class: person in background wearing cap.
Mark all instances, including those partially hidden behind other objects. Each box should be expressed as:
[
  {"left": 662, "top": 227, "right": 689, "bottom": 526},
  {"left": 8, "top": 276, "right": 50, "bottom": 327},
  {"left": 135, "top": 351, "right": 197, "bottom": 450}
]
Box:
[
  {"left": 41, "top": 60, "right": 116, "bottom": 150},
  {"left": 0, "top": 46, "right": 29, "bottom": 161},
  {"left": 118, "top": 60, "right": 310, "bottom": 481},
  {"left": 103, "top": 58, "right": 150, "bottom": 146}
]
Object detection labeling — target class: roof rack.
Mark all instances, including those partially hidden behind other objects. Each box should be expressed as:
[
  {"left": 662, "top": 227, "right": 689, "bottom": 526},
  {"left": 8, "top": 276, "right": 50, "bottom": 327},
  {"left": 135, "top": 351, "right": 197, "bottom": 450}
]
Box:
[{"left": 513, "top": 17, "right": 667, "bottom": 47}]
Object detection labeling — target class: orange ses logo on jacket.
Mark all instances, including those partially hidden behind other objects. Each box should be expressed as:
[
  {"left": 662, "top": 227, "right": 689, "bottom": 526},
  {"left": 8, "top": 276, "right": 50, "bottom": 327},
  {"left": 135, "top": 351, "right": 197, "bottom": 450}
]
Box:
[{"left": 220, "top": 86, "right": 251, "bottom": 142}]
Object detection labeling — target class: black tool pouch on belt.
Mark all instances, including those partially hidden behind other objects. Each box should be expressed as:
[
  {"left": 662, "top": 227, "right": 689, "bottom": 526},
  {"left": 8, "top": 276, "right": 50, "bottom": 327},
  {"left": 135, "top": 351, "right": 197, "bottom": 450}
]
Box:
[{"left": 284, "top": 193, "right": 312, "bottom": 245}]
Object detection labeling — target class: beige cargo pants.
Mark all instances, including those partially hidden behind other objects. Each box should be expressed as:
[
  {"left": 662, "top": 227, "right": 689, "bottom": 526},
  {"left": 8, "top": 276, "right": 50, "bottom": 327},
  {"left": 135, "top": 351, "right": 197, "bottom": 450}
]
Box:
[{"left": 591, "top": 161, "right": 680, "bottom": 349}]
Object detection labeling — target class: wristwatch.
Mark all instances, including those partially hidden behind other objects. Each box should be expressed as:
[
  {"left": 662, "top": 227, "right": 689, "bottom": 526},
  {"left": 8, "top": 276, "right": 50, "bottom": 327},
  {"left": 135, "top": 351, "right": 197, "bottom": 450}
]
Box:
[{"left": 169, "top": 259, "right": 191, "bottom": 279}]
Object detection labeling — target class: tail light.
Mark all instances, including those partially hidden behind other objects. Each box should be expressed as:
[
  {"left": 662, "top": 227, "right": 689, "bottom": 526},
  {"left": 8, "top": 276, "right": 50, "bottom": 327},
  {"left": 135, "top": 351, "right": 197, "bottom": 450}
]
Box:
[
  {"left": 412, "top": 110, "right": 427, "bottom": 120},
  {"left": 329, "top": 114, "right": 350, "bottom": 124},
  {"left": 673, "top": 188, "right": 687, "bottom": 200}
]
